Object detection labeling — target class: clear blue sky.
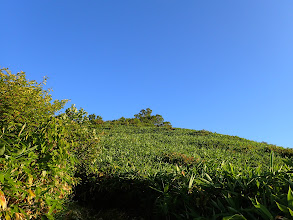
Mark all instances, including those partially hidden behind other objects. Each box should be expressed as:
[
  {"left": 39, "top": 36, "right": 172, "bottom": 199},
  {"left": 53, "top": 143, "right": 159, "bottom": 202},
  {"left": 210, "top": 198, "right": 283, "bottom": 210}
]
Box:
[{"left": 1, "top": 1, "right": 293, "bottom": 148}]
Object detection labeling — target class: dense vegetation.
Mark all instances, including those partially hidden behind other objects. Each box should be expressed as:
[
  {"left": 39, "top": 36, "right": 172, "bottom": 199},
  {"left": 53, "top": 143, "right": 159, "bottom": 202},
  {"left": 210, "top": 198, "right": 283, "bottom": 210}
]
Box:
[
  {"left": 73, "top": 126, "right": 293, "bottom": 220},
  {"left": 0, "top": 68, "right": 99, "bottom": 219},
  {"left": 1, "top": 68, "right": 293, "bottom": 219}
]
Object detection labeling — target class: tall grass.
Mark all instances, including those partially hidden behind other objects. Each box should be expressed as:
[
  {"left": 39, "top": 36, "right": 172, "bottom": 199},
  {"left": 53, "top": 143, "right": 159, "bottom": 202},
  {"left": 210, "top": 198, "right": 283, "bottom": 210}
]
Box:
[{"left": 74, "top": 125, "right": 293, "bottom": 219}]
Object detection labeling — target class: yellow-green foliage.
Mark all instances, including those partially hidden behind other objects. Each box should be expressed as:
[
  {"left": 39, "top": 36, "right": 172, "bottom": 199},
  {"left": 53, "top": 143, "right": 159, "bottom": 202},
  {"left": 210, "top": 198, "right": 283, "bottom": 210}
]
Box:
[
  {"left": 0, "top": 68, "right": 98, "bottom": 219},
  {"left": 0, "top": 68, "right": 67, "bottom": 130},
  {"left": 0, "top": 119, "right": 78, "bottom": 219}
]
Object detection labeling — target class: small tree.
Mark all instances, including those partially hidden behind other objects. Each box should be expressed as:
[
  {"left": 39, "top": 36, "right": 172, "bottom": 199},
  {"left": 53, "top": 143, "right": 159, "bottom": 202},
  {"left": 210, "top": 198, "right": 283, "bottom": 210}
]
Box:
[
  {"left": 152, "top": 114, "right": 164, "bottom": 126},
  {"left": 134, "top": 108, "right": 170, "bottom": 127},
  {"left": 134, "top": 108, "right": 152, "bottom": 120}
]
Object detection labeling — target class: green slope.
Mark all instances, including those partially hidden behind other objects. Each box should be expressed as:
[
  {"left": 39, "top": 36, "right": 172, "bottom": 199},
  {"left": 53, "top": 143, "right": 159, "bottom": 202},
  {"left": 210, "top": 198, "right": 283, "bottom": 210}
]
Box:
[
  {"left": 71, "top": 125, "right": 293, "bottom": 220},
  {"left": 95, "top": 126, "right": 285, "bottom": 176}
]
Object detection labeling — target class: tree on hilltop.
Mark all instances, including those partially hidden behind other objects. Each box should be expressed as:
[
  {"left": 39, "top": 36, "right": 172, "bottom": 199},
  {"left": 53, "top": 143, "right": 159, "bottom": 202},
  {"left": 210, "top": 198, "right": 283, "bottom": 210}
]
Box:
[
  {"left": 134, "top": 108, "right": 170, "bottom": 127},
  {"left": 134, "top": 108, "right": 153, "bottom": 119}
]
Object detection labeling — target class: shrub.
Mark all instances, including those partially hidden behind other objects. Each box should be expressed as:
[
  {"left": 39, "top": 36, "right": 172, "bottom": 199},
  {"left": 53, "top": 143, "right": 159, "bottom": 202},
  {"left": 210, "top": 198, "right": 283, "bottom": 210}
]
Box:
[
  {"left": 0, "top": 68, "right": 89, "bottom": 219},
  {"left": 0, "top": 118, "right": 78, "bottom": 219},
  {"left": 0, "top": 68, "right": 67, "bottom": 130}
]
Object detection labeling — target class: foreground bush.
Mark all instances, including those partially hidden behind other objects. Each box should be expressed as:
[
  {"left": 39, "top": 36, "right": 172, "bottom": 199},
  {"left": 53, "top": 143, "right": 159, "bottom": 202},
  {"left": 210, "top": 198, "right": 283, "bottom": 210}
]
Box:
[
  {"left": 0, "top": 119, "right": 79, "bottom": 219},
  {"left": 0, "top": 68, "right": 75, "bottom": 219},
  {"left": 0, "top": 68, "right": 100, "bottom": 219}
]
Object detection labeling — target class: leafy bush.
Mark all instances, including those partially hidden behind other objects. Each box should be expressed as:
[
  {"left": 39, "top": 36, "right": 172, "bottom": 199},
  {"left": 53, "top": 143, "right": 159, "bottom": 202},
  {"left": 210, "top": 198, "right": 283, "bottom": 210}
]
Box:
[
  {"left": 0, "top": 68, "right": 76, "bottom": 219},
  {"left": 0, "top": 68, "right": 67, "bottom": 130},
  {"left": 0, "top": 68, "right": 100, "bottom": 219},
  {"left": 0, "top": 118, "right": 78, "bottom": 219}
]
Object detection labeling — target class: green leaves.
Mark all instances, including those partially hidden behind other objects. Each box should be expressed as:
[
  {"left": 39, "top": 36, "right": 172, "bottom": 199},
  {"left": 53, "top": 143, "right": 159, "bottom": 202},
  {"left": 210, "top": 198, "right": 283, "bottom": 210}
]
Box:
[
  {"left": 275, "top": 187, "right": 293, "bottom": 218},
  {"left": 253, "top": 198, "right": 274, "bottom": 220},
  {"left": 223, "top": 214, "right": 247, "bottom": 220},
  {"left": 276, "top": 201, "right": 290, "bottom": 213},
  {"left": 0, "top": 117, "right": 79, "bottom": 219},
  {"left": 64, "top": 104, "right": 89, "bottom": 124},
  {"left": 0, "top": 145, "right": 5, "bottom": 156},
  {"left": 18, "top": 123, "right": 26, "bottom": 137},
  {"left": 287, "top": 186, "right": 293, "bottom": 209},
  {"left": 270, "top": 151, "right": 274, "bottom": 173},
  {"left": 0, "top": 173, "right": 4, "bottom": 184},
  {"left": 188, "top": 173, "right": 195, "bottom": 191},
  {"left": 0, "top": 68, "right": 68, "bottom": 130}
]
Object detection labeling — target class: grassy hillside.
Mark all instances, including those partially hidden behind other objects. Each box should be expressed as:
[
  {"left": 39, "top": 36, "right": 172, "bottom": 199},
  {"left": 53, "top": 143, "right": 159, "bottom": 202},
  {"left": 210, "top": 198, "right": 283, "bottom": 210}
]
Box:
[
  {"left": 2, "top": 69, "right": 293, "bottom": 220},
  {"left": 70, "top": 125, "right": 293, "bottom": 220}
]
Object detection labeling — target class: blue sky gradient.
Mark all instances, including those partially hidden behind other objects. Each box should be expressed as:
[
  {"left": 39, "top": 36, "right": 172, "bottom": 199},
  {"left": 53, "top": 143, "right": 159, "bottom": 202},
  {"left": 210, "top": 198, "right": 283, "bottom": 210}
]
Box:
[{"left": 1, "top": 1, "right": 293, "bottom": 147}]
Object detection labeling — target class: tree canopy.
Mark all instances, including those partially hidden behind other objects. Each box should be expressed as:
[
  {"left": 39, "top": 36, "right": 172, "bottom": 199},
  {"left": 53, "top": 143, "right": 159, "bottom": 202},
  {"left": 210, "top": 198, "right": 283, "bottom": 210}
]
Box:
[{"left": 134, "top": 108, "right": 169, "bottom": 126}]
